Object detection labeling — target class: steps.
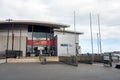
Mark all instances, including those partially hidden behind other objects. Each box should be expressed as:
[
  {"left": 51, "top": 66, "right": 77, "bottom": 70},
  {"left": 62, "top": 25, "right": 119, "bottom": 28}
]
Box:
[{"left": 7, "top": 57, "right": 59, "bottom": 63}]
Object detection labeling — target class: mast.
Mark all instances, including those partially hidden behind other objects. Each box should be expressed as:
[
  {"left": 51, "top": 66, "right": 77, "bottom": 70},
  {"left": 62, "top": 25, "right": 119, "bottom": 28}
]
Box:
[
  {"left": 89, "top": 13, "right": 94, "bottom": 63},
  {"left": 97, "top": 14, "right": 102, "bottom": 54},
  {"left": 97, "top": 33, "right": 100, "bottom": 54}
]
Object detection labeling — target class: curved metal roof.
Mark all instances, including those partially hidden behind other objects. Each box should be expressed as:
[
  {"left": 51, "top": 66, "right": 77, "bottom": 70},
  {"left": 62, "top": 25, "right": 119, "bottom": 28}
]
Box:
[
  {"left": 54, "top": 29, "right": 83, "bottom": 35},
  {"left": 0, "top": 20, "right": 70, "bottom": 29}
]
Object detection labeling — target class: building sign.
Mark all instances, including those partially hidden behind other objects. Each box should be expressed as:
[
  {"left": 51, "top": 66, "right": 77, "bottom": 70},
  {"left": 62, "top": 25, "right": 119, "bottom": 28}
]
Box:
[
  {"left": 27, "top": 40, "right": 55, "bottom": 46},
  {"left": 61, "top": 44, "right": 72, "bottom": 47}
]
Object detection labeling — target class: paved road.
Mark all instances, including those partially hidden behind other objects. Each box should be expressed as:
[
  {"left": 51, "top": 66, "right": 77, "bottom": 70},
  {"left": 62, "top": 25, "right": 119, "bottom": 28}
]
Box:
[{"left": 0, "top": 63, "right": 120, "bottom": 80}]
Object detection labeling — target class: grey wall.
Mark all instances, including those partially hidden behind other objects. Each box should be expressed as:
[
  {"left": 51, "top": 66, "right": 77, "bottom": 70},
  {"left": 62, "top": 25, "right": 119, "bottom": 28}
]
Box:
[{"left": 0, "top": 24, "right": 28, "bottom": 56}]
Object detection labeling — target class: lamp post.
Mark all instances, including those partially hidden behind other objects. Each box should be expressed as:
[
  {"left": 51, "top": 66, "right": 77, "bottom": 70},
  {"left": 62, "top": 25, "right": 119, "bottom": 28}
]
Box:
[{"left": 6, "top": 19, "right": 13, "bottom": 63}]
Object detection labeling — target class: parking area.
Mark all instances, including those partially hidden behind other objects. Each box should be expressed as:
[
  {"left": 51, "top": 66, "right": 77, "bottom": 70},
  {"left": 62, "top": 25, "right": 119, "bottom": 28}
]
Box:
[{"left": 0, "top": 63, "right": 120, "bottom": 80}]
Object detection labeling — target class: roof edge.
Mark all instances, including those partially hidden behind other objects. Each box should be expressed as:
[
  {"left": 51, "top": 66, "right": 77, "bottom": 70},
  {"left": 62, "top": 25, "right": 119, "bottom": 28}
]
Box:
[
  {"left": 0, "top": 20, "right": 70, "bottom": 28},
  {"left": 54, "top": 29, "right": 83, "bottom": 35}
]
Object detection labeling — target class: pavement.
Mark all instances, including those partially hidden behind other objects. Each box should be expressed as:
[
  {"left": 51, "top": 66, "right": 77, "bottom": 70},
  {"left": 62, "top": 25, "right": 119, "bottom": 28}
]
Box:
[
  {"left": 0, "top": 63, "right": 120, "bottom": 80},
  {"left": 0, "top": 59, "right": 6, "bottom": 63}
]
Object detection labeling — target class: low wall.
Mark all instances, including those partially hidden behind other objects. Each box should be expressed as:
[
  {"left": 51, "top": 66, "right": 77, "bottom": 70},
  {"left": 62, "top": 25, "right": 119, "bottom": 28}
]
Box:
[
  {"left": 59, "top": 56, "right": 78, "bottom": 66},
  {"left": 77, "top": 54, "right": 93, "bottom": 64},
  {"left": 77, "top": 54, "right": 104, "bottom": 64},
  {"left": 59, "top": 55, "right": 103, "bottom": 65},
  {"left": 7, "top": 57, "right": 59, "bottom": 63},
  {"left": 0, "top": 51, "right": 6, "bottom": 59},
  {"left": 112, "top": 56, "right": 119, "bottom": 63},
  {"left": 93, "top": 54, "right": 103, "bottom": 63},
  {"left": 7, "top": 57, "right": 40, "bottom": 63}
]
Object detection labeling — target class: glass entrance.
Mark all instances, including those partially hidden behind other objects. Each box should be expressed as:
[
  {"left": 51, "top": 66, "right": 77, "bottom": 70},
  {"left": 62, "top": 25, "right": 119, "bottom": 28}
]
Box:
[{"left": 26, "top": 25, "right": 55, "bottom": 57}]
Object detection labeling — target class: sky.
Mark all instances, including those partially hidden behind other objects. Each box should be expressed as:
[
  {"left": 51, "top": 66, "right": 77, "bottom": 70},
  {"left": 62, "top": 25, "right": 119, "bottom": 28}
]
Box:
[{"left": 0, "top": 0, "right": 120, "bottom": 53}]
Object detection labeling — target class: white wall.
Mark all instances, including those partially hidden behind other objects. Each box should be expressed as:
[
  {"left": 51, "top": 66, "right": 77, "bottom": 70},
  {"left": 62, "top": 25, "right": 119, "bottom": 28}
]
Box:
[
  {"left": 55, "top": 32, "right": 80, "bottom": 56},
  {"left": 56, "top": 35, "right": 75, "bottom": 56},
  {"left": 54, "top": 31, "right": 79, "bottom": 43}
]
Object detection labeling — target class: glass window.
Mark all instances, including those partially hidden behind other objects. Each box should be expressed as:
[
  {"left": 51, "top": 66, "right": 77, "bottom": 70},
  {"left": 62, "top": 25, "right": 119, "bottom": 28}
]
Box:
[{"left": 27, "top": 30, "right": 52, "bottom": 56}]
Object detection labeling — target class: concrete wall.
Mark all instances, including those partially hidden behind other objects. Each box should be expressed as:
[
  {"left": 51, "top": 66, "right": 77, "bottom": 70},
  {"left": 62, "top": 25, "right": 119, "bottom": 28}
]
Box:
[{"left": 0, "top": 24, "right": 28, "bottom": 56}]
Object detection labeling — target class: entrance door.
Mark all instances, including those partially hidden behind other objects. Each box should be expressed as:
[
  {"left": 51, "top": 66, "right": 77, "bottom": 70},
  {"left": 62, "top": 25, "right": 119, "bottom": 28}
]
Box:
[
  {"left": 27, "top": 40, "right": 54, "bottom": 56},
  {"left": 27, "top": 25, "right": 55, "bottom": 57}
]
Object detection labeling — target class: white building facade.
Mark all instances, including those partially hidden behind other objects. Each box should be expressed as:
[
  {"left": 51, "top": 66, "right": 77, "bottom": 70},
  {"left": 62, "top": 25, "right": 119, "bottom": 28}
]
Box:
[{"left": 0, "top": 20, "right": 82, "bottom": 57}]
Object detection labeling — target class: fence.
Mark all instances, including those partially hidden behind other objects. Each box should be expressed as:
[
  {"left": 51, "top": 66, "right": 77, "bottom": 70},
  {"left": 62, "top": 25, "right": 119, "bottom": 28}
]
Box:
[
  {"left": 59, "top": 56, "right": 78, "bottom": 66},
  {"left": 77, "top": 54, "right": 93, "bottom": 64},
  {"left": 0, "top": 51, "right": 6, "bottom": 63},
  {"left": 0, "top": 51, "right": 6, "bottom": 59},
  {"left": 77, "top": 54, "right": 104, "bottom": 64}
]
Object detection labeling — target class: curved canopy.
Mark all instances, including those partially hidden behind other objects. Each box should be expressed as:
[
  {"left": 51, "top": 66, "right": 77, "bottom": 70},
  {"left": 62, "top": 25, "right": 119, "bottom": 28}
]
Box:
[{"left": 0, "top": 20, "right": 70, "bottom": 29}]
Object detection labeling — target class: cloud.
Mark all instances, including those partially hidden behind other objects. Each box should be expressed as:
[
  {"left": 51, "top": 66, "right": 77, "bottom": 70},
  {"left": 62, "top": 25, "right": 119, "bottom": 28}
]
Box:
[
  {"left": 0, "top": 0, "right": 56, "bottom": 21},
  {"left": 0, "top": 0, "right": 120, "bottom": 53}
]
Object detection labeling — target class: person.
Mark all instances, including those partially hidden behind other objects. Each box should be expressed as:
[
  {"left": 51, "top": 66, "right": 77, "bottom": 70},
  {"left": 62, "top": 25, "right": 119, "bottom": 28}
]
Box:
[
  {"left": 52, "top": 49, "right": 55, "bottom": 56},
  {"left": 50, "top": 48, "right": 54, "bottom": 56},
  {"left": 40, "top": 48, "right": 42, "bottom": 56},
  {"left": 39, "top": 48, "right": 46, "bottom": 64},
  {"left": 39, "top": 48, "right": 42, "bottom": 62}
]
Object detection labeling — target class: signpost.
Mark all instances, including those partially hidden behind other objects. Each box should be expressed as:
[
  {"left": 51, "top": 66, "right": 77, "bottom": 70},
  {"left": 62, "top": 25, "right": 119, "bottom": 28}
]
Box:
[{"left": 103, "top": 53, "right": 112, "bottom": 67}]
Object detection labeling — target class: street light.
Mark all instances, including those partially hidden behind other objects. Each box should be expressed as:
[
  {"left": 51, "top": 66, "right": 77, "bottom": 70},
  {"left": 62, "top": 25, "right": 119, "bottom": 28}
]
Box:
[{"left": 6, "top": 19, "right": 13, "bottom": 63}]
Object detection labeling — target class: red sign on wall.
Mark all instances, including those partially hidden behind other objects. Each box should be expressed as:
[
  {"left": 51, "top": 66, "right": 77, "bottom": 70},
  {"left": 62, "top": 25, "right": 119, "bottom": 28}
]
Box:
[{"left": 27, "top": 40, "right": 55, "bottom": 46}]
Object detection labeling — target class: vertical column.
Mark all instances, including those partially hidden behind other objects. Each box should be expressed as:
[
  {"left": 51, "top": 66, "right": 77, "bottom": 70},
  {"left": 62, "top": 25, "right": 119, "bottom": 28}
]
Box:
[
  {"left": 49, "top": 27, "right": 51, "bottom": 56},
  {"left": 32, "top": 25, "right": 34, "bottom": 55},
  {"left": 12, "top": 24, "right": 14, "bottom": 52},
  {"left": 63, "top": 27, "right": 65, "bottom": 35},
  {"left": 45, "top": 32, "right": 48, "bottom": 55},
  {"left": 19, "top": 25, "right": 22, "bottom": 58},
  {"left": 6, "top": 22, "right": 10, "bottom": 63}
]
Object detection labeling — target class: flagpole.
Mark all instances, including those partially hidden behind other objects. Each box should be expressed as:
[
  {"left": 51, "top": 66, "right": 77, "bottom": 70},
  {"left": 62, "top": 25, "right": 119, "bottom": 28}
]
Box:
[
  {"left": 97, "top": 14, "right": 102, "bottom": 54},
  {"left": 74, "top": 11, "right": 78, "bottom": 66},
  {"left": 89, "top": 13, "right": 94, "bottom": 63},
  {"left": 97, "top": 33, "right": 100, "bottom": 54},
  {"left": 74, "top": 11, "right": 76, "bottom": 46}
]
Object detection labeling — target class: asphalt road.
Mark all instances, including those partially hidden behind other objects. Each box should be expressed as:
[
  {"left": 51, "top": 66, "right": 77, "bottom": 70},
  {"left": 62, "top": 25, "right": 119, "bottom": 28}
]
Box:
[{"left": 0, "top": 63, "right": 120, "bottom": 80}]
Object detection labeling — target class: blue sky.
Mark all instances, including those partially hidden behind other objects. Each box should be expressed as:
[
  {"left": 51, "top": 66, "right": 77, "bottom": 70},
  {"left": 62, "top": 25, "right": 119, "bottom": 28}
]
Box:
[
  {"left": 80, "top": 39, "right": 120, "bottom": 53},
  {"left": 0, "top": 0, "right": 120, "bottom": 53}
]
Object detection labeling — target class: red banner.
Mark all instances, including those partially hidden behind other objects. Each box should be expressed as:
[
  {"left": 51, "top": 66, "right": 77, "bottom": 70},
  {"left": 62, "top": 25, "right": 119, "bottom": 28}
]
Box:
[{"left": 27, "top": 40, "right": 55, "bottom": 46}]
